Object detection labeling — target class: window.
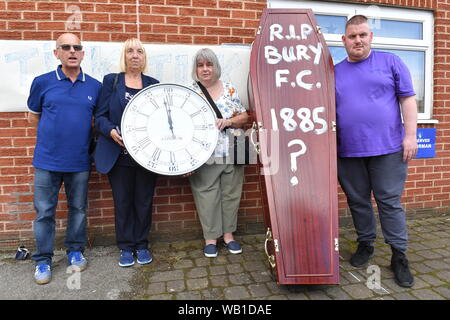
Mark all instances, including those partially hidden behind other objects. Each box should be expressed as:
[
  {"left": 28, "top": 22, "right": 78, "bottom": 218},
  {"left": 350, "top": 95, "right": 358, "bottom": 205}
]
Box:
[{"left": 269, "top": 0, "right": 435, "bottom": 122}]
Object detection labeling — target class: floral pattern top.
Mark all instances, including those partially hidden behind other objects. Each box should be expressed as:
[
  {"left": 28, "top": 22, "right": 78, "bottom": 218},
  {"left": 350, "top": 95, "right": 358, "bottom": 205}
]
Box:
[{"left": 191, "top": 81, "right": 246, "bottom": 158}]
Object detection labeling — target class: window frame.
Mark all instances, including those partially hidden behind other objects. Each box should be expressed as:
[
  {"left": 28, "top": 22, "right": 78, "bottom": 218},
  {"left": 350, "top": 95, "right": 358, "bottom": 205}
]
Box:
[{"left": 269, "top": 0, "right": 435, "bottom": 122}]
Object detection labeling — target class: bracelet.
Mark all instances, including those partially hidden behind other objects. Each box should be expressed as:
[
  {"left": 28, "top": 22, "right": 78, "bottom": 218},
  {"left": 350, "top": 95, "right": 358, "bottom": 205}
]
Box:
[{"left": 228, "top": 118, "right": 233, "bottom": 127}]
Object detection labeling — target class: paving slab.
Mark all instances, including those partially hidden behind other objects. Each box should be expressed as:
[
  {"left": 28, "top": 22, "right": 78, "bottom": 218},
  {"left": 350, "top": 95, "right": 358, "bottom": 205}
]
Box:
[{"left": 0, "top": 214, "right": 448, "bottom": 301}]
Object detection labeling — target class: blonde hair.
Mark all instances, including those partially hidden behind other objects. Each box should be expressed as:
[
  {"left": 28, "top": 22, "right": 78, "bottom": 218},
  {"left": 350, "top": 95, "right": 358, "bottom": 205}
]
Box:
[
  {"left": 120, "top": 38, "right": 147, "bottom": 73},
  {"left": 191, "top": 48, "right": 221, "bottom": 82}
]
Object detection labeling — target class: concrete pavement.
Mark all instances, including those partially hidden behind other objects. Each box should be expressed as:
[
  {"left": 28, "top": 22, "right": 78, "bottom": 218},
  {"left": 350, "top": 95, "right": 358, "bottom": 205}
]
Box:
[{"left": 0, "top": 213, "right": 449, "bottom": 301}]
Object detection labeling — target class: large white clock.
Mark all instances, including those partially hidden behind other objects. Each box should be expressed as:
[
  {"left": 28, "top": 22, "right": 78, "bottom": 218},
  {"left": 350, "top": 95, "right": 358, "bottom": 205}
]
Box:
[{"left": 121, "top": 83, "right": 219, "bottom": 175}]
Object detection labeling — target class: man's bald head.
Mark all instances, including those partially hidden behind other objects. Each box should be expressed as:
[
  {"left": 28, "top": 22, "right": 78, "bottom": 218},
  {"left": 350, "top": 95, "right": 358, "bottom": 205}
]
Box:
[
  {"left": 54, "top": 33, "right": 84, "bottom": 72},
  {"left": 56, "top": 33, "right": 81, "bottom": 48}
]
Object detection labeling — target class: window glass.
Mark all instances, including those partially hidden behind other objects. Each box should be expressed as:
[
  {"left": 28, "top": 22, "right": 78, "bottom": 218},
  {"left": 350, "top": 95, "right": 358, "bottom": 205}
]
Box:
[
  {"left": 328, "top": 46, "right": 347, "bottom": 65},
  {"left": 315, "top": 15, "right": 347, "bottom": 35},
  {"left": 380, "top": 49, "right": 425, "bottom": 113},
  {"left": 369, "top": 19, "right": 423, "bottom": 40}
]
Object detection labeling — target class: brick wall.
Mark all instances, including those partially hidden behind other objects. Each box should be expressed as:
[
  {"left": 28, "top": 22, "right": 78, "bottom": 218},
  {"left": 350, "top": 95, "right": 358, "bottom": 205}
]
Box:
[{"left": 0, "top": 0, "right": 449, "bottom": 249}]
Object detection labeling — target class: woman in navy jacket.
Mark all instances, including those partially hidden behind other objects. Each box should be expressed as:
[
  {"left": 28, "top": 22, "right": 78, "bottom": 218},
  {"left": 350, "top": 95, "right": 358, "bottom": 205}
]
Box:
[{"left": 94, "top": 38, "right": 159, "bottom": 267}]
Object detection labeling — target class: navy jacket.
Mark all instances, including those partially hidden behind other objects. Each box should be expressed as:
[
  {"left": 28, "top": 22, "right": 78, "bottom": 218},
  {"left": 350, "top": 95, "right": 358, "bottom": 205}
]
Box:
[{"left": 93, "top": 72, "right": 159, "bottom": 174}]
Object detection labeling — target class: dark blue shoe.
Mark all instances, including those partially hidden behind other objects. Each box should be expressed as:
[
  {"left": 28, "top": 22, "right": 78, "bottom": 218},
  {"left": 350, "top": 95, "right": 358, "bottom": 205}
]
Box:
[
  {"left": 119, "top": 250, "right": 135, "bottom": 267},
  {"left": 224, "top": 241, "right": 242, "bottom": 254},
  {"left": 204, "top": 244, "right": 218, "bottom": 258},
  {"left": 34, "top": 264, "right": 51, "bottom": 285},
  {"left": 67, "top": 251, "right": 87, "bottom": 271},
  {"left": 136, "top": 249, "right": 153, "bottom": 264}
]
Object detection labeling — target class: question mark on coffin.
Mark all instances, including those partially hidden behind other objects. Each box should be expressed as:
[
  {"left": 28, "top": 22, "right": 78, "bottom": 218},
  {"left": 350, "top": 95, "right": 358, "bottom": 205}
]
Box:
[{"left": 288, "top": 139, "right": 307, "bottom": 186}]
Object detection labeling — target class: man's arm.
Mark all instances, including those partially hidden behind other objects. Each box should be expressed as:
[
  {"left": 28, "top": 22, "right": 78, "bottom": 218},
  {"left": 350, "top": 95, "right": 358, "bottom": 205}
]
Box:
[
  {"left": 399, "top": 95, "right": 418, "bottom": 162},
  {"left": 27, "top": 112, "right": 40, "bottom": 126}
]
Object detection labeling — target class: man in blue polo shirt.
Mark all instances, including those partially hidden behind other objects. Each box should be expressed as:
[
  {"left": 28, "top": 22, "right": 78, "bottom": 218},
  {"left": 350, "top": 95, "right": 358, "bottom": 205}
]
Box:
[{"left": 27, "top": 33, "right": 102, "bottom": 284}]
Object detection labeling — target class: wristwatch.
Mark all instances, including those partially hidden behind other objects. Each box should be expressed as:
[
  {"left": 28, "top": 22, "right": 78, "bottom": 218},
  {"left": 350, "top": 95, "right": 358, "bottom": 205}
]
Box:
[{"left": 121, "top": 83, "right": 219, "bottom": 175}]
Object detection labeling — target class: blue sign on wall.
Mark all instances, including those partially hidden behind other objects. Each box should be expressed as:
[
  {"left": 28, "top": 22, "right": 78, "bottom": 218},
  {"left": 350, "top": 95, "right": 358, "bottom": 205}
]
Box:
[{"left": 415, "top": 128, "right": 436, "bottom": 158}]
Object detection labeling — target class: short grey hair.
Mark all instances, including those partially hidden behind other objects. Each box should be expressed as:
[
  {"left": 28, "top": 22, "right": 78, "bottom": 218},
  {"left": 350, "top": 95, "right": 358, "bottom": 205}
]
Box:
[{"left": 191, "top": 48, "right": 221, "bottom": 82}]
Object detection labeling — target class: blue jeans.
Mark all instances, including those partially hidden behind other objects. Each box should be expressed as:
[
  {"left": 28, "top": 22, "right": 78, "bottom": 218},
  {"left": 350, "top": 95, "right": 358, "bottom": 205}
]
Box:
[{"left": 31, "top": 168, "right": 90, "bottom": 266}]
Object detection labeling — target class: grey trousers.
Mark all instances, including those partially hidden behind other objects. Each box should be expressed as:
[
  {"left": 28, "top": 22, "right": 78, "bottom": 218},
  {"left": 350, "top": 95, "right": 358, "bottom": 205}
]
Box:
[
  {"left": 189, "top": 162, "right": 244, "bottom": 240},
  {"left": 338, "top": 151, "right": 408, "bottom": 252}
]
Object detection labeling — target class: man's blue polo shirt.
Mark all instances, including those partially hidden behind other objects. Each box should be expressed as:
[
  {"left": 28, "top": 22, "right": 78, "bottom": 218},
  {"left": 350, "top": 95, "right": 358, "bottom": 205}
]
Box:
[{"left": 27, "top": 65, "right": 102, "bottom": 172}]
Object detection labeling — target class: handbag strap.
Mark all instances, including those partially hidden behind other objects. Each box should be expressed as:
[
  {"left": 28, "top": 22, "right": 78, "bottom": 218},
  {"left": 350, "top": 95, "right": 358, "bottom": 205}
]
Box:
[{"left": 197, "top": 81, "right": 223, "bottom": 119}]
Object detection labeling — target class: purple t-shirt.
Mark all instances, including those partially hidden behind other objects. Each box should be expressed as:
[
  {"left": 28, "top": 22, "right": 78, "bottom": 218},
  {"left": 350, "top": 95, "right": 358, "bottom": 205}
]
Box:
[{"left": 335, "top": 50, "right": 415, "bottom": 157}]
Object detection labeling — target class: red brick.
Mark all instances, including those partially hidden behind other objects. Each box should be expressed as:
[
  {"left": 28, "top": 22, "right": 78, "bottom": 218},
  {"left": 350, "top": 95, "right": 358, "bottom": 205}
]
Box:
[
  {"left": 37, "top": 22, "right": 65, "bottom": 30},
  {"left": 140, "top": 33, "right": 166, "bottom": 43},
  {"left": 193, "top": 17, "right": 218, "bottom": 26},
  {"left": 192, "top": 0, "right": 217, "bottom": 8},
  {"left": 180, "top": 26, "right": 204, "bottom": 35},
  {"left": 231, "top": 10, "right": 256, "bottom": 19},
  {"left": 97, "top": 23, "right": 123, "bottom": 32},
  {"left": 95, "top": 4, "right": 123, "bottom": 13},
  {"left": 140, "top": 0, "right": 164, "bottom": 4},
  {"left": 219, "top": 18, "right": 243, "bottom": 27},
  {"left": 219, "top": 0, "right": 242, "bottom": 9},
  {"left": 4, "top": 222, "right": 33, "bottom": 231},
  {"left": 167, "top": 0, "right": 192, "bottom": 5},
  {"left": 82, "top": 13, "right": 110, "bottom": 22},
  {"left": 193, "top": 35, "right": 218, "bottom": 44},
  {"left": 7, "top": 1, "right": 36, "bottom": 11},
  {"left": 166, "top": 16, "right": 192, "bottom": 25},
  {"left": 179, "top": 8, "right": 205, "bottom": 16},
  {"left": 152, "top": 6, "right": 177, "bottom": 15},
  {"left": 156, "top": 204, "right": 183, "bottom": 213},
  {"left": 153, "top": 24, "right": 178, "bottom": 34},
  {"left": 140, "top": 14, "right": 165, "bottom": 24},
  {"left": 82, "top": 32, "right": 110, "bottom": 41},
  {"left": 206, "top": 27, "right": 230, "bottom": 35},
  {"left": 110, "top": 14, "right": 137, "bottom": 23},
  {"left": 8, "top": 21, "right": 36, "bottom": 30},
  {"left": 37, "top": 2, "right": 65, "bottom": 11},
  {"left": 111, "top": 33, "right": 138, "bottom": 42},
  {"left": 2, "top": 11, "right": 22, "bottom": 20},
  {"left": 206, "top": 9, "right": 230, "bottom": 17},
  {"left": 167, "top": 34, "right": 193, "bottom": 44}
]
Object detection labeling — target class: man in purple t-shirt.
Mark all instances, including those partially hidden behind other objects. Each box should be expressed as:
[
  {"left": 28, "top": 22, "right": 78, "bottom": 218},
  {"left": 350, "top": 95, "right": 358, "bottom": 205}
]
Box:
[{"left": 335, "top": 15, "right": 417, "bottom": 288}]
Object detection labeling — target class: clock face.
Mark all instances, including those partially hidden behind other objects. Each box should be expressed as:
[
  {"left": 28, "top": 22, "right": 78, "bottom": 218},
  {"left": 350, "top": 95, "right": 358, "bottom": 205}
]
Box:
[{"left": 121, "top": 83, "right": 219, "bottom": 175}]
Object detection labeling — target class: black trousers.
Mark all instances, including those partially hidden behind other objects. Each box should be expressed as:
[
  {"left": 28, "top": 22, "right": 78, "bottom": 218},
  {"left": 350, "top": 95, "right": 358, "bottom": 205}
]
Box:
[
  {"left": 108, "top": 163, "right": 157, "bottom": 251},
  {"left": 337, "top": 151, "right": 408, "bottom": 251}
]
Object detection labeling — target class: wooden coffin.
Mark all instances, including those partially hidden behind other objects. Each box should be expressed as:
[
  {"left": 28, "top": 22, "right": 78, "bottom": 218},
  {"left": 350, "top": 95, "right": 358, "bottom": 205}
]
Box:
[{"left": 248, "top": 8, "right": 339, "bottom": 284}]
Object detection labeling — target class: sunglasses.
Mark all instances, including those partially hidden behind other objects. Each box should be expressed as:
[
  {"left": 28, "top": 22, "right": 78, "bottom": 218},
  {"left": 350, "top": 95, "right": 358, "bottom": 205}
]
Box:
[{"left": 57, "top": 44, "right": 83, "bottom": 51}]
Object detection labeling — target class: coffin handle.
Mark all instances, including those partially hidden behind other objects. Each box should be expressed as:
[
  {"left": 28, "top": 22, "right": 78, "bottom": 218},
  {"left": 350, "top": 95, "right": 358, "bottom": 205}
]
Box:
[
  {"left": 250, "top": 121, "right": 260, "bottom": 154},
  {"left": 264, "top": 228, "right": 276, "bottom": 269}
]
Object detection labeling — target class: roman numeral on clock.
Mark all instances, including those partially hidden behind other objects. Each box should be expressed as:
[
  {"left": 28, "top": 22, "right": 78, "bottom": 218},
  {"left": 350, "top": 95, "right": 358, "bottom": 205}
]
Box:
[
  {"left": 190, "top": 110, "right": 201, "bottom": 118},
  {"left": 151, "top": 147, "right": 162, "bottom": 160},
  {"left": 180, "top": 93, "right": 190, "bottom": 109},
  {"left": 169, "top": 151, "right": 176, "bottom": 163},
  {"left": 138, "top": 137, "right": 152, "bottom": 149}
]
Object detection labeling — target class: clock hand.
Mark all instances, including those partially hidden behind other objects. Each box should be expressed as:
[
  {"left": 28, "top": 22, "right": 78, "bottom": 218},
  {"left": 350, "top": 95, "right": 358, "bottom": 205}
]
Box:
[{"left": 164, "top": 99, "right": 176, "bottom": 138}]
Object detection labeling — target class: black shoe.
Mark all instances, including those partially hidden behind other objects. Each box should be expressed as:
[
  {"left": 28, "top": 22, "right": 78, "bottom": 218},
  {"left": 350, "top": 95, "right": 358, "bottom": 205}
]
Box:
[
  {"left": 391, "top": 248, "right": 415, "bottom": 288},
  {"left": 350, "top": 241, "right": 374, "bottom": 267}
]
